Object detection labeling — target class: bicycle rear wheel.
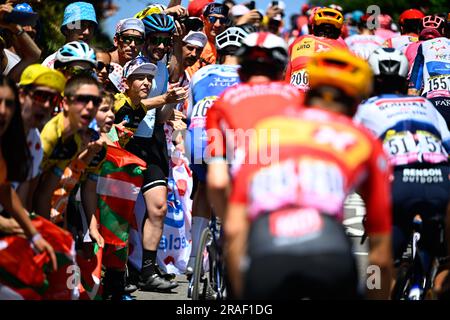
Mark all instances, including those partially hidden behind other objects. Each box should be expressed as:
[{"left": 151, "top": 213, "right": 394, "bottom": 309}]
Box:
[
  {"left": 391, "top": 263, "right": 413, "bottom": 300},
  {"left": 191, "top": 227, "right": 212, "bottom": 300}
]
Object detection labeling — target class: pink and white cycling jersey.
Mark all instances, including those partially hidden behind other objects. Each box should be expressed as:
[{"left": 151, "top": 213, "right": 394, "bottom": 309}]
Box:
[
  {"left": 410, "top": 37, "right": 450, "bottom": 98},
  {"left": 375, "top": 28, "right": 399, "bottom": 41},
  {"left": 405, "top": 41, "right": 422, "bottom": 73},
  {"left": 384, "top": 35, "right": 418, "bottom": 53},
  {"left": 345, "top": 34, "right": 384, "bottom": 60},
  {"left": 354, "top": 94, "right": 450, "bottom": 167}
]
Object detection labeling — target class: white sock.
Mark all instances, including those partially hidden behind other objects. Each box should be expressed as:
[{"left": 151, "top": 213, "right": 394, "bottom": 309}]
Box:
[{"left": 190, "top": 216, "right": 209, "bottom": 259}]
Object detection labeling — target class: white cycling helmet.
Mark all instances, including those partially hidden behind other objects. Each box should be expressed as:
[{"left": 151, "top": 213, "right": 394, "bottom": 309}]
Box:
[
  {"left": 236, "top": 32, "right": 288, "bottom": 67},
  {"left": 368, "top": 48, "right": 409, "bottom": 78},
  {"left": 54, "top": 41, "right": 97, "bottom": 69},
  {"left": 215, "top": 27, "right": 249, "bottom": 51}
]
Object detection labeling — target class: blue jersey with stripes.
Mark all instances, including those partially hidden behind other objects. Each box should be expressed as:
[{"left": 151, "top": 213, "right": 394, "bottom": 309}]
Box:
[{"left": 185, "top": 64, "right": 240, "bottom": 165}]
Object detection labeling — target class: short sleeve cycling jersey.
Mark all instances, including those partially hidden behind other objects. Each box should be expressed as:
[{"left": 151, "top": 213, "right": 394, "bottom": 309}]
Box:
[
  {"left": 384, "top": 35, "right": 418, "bottom": 53},
  {"left": 40, "top": 112, "right": 83, "bottom": 176},
  {"left": 206, "top": 82, "right": 304, "bottom": 173},
  {"left": 229, "top": 109, "right": 392, "bottom": 235},
  {"left": 114, "top": 93, "right": 148, "bottom": 135},
  {"left": 285, "top": 35, "right": 347, "bottom": 91},
  {"left": 186, "top": 64, "right": 240, "bottom": 164},
  {"left": 345, "top": 34, "right": 384, "bottom": 60},
  {"left": 410, "top": 37, "right": 450, "bottom": 98},
  {"left": 354, "top": 94, "right": 450, "bottom": 166}
]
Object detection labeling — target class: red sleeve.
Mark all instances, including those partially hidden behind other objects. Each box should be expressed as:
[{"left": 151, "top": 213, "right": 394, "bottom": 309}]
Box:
[
  {"left": 229, "top": 165, "right": 249, "bottom": 205},
  {"left": 205, "top": 99, "right": 227, "bottom": 159},
  {"left": 284, "top": 41, "right": 295, "bottom": 83},
  {"left": 359, "top": 138, "right": 392, "bottom": 235}
]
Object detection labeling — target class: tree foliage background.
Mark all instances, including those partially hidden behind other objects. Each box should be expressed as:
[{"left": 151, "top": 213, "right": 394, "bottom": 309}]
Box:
[{"left": 1, "top": 0, "right": 114, "bottom": 59}]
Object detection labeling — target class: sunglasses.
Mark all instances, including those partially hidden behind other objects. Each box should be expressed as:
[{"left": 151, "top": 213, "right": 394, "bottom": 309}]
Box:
[
  {"left": 208, "top": 16, "right": 228, "bottom": 25},
  {"left": 67, "top": 94, "right": 102, "bottom": 108},
  {"left": 0, "top": 97, "right": 15, "bottom": 108},
  {"left": 147, "top": 36, "right": 172, "bottom": 47},
  {"left": 96, "top": 61, "right": 114, "bottom": 73},
  {"left": 120, "top": 35, "right": 145, "bottom": 46},
  {"left": 29, "top": 89, "right": 62, "bottom": 106}
]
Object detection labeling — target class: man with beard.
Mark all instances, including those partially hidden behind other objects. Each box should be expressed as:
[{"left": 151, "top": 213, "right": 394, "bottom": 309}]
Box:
[
  {"left": 186, "top": 2, "right": 229, "bottom": 78},
  {"left": 125, "top": 13, "right": 188, "bottom": 292},
  {"left": 110, "top": 18, "right": 146, "bottom": 67}
]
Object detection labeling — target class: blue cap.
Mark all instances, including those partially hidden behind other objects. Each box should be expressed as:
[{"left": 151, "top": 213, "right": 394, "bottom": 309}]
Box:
[
  {"left": 61, "top": 2, "right": 98, "bottom": 31},
  {"left": 14, "top": 3, "right": 34, "bottom": 13}
]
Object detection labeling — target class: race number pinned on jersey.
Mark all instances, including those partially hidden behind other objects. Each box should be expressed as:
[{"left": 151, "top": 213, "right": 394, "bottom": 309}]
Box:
[
  {"left": 290, "top": 69, "right": 310, "bottom": 91},
  {"left": 425, "top": 75, "right": 450, "bottom": 93},
  {"left": 383, "top": 130, "right": 448, "bottom": 165},
  {"left": 188, "top": 96, "right": 217, "bottom": 130}
]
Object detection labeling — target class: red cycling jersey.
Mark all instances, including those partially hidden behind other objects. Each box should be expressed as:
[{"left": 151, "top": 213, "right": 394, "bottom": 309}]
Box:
[
  {"left": 205, "top": 81, "right": 304, "bottom": 167},
  {"left": 285, "top": 35, "right": 347, "bottom": 91},
  {"left": 229, "top": 108, "right": 392, "bottom": 236}
]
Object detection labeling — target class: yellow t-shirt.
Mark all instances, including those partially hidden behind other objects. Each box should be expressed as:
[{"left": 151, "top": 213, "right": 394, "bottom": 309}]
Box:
[{"left": 40, "top": 112, "right": 83, "bottom": 175}]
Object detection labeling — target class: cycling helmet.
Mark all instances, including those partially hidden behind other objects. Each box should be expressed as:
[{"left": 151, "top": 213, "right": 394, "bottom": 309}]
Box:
[
  {"left": 378, "top": 14, "right": 392, "bottom": 29},
  {"left": 368, "top": 48, "right": 409, "bottom": 78},
  {"left": 134, "top": 4, "right": 166, "bottom": 20},
  {"left": 54, "top": 41, "right": 97, "bottom": 69},
  {"left": 329, "top": 4, "right": 343, "bottom": 13},
  {"left": 236, "top": 32, "right": 288, "bottom": 67},
  {"left": 215, "top": 27, "right": 249, "bottom": 51},
  {"left": 422, "top": 15, "right": 445, "bottom": 29},
  {"left": 142, "top": 14, "right": 175, "bottom": 34},
  {"left": 352, "top": 10, "right": 364, "bottom": 23},
  {"left": 399, "top": 9, "right": 425, "bottom": 25},
  {"left": 313, "top": 8, "right": 344, "bottom": 29},
  {"left": 307, "top": 49, "right": 373, "bottom": 98}
]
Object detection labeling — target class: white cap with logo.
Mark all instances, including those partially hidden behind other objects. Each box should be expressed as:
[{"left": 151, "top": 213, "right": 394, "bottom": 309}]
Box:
[
  {"left": 116, "top": 18, "right": 146, "bottom": 36},
  {"left": 183, "top": 31, "right": 208, "bottom": 48}
]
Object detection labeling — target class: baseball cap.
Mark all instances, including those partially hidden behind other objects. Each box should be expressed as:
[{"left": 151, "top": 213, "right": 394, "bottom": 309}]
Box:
[
  {"left": 203, "top": 3, "right": 229, "bottom": 17},
  {"left": 183, "top": 31, "right": 208, "bottom": 48},
  {"left": 19, "top": 64, "right": 66, "bottom": 94},
  {"left": 123, "top": 56, "right": 157, "bottom": 78},
  {"left": 230, "top": 5, "right": 250, "bottom": 18},
  {"left": 61, "top": 2, "right": 98, "bottom": 32},
  {"left": 116, "top": 18, "right": 145, "bottom": 36},
  {"left": 14, "top": 3, "right": 34, "bottom": 13},
  {"left": 188, "top": 0, "right": 213, "bottom": 17}
]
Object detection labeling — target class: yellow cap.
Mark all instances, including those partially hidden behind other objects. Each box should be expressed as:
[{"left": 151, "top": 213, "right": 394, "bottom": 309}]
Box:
[
  {"left": 19, "top": 64, "right": 66, "bottom": 94},
  {"left": 307, "top": 48, "right": 373, "bottom": 98}
]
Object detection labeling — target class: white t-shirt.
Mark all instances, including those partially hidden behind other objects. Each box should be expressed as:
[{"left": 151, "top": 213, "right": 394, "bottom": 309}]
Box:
[{"left": 2, "top": 49, "right": 20, "bottom": 75}]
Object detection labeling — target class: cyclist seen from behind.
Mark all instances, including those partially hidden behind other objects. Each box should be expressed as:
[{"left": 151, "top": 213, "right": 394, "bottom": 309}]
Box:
[
  {"left": 184, "top": 26, "right": 250, "bottom": 277},
  {"left": 354, "top": 47, "right": 450, "bottom": 298},
  {"left": 223, "top": 47, "right": 393, "bottom": 299}
]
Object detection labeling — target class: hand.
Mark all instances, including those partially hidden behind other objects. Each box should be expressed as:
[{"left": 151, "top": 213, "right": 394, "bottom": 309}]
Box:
[
  {"left": 168, "top": 119, "right": 187, "bottom": 131},
  {"left": 86, "top": 138, "right": 105, "bottom": 155},
  {"left": 164, "top": 5, "right": 187, "bottom": 19},
  {"left": 33, "top": 237, "right": 58, "bottom": 272},
  {"left": 266, "top": 6, "right": 283, "bottom": 20},
  {"left": 0, "top": 216, "right": 24, "bottom": 235},
  {"left": 236, "top": 10, "right": 262, "bottom": 26},
  {"left": 170, "top": 109, "right": 187, "bottom": 122},
  {"left": 173, "top": 19, "right": 187, "bottom": 41},
  {"left": 89, "top": 227, "right": 104, "bottom": 248},
  {"left": 0, "top": 3, "right": 17, "bottom": 31},
  {"left": 164, "top": 84, "right": 189, "bottom": 104}
]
